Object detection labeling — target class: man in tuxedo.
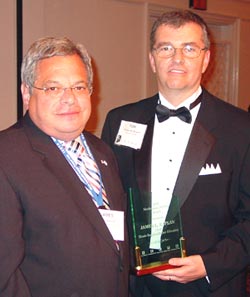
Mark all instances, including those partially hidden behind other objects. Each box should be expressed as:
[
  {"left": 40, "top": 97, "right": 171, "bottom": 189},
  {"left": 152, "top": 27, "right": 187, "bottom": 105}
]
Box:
[
  {"left": 101, "top": 10, "right": 250, "bottom": 297},
  {"left": 0, "top": 37, "right": 129, "bottom": 297}
]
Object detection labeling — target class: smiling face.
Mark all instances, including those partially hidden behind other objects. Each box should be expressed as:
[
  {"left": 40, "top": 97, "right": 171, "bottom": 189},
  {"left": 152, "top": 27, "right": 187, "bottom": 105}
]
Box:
[
  {"left": 149, "top": 22, "right": 210, "bottom": 105},
  {"left": 21, "top": 54, "right": 91, "bottom": 141}
]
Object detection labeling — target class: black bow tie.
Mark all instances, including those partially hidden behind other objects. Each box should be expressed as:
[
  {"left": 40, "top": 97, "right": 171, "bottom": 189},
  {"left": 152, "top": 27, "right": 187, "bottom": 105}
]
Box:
[
  {"left": 156, "top": 105, "right": 192, "bottom": 123},
  {"left": 156, "top": 96, "right": 201, "bottom": 124}
]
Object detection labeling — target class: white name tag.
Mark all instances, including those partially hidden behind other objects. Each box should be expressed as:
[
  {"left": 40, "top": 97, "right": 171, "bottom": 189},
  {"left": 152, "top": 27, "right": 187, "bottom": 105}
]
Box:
[
  {"left": 99, "top": 209, "right": 124, "bottom": 241},
  {"left": 114, "top": 120, "right": 147, "bottom": 150}
]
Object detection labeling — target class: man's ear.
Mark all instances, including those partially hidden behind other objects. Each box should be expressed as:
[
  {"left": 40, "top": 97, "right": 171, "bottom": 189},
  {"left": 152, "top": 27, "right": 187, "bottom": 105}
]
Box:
[
  {"left": 21, "top": 83, "right": 30, "bottom": 110},
  {"left": 149, "top": 52, "right": 157, "bottom": 73},
  {"left": 202, "top": 49, "right": 211, "bottom": 74}
]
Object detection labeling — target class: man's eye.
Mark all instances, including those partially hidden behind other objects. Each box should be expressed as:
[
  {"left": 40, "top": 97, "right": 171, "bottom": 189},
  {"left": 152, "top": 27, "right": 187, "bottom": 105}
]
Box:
[
  {"left": 160, "top": 45, "right": 173, "bottom": 52},
  {"left": 48, "top": 87, "right": 60, "bottom": 92},
  {"left": 185, "top": 45, "right": 196, "bottom": 52},
  {"left": 74, "top": 86, "right": 86, "bottom": 91}
]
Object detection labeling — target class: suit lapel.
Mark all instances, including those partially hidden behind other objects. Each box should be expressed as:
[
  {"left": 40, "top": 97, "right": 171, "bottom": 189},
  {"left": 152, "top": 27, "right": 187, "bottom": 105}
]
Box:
[
  {"left": 23, "top": 116, "right": 118, "bottom": 253},
  {"left": 48, "top": 145, "right": 118, "bottom": 251}
]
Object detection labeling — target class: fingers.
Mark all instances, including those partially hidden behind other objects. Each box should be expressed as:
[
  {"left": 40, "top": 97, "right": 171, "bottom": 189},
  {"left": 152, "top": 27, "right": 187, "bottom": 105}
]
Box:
[
  {"left": 168, "top": 257, "right": 186, "bottom": 266},
  {"left": 153, "top": 271, "right": 175, "bottom": 281},
  {"left": 168, "top": 275, "right": 174, "bottom": 281}
]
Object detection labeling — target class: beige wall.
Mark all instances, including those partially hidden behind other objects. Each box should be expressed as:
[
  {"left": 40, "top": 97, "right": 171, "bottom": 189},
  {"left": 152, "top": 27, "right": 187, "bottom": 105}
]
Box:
[
  {"left": 1, "top": 0, "right": 250, "bottom": 134},
  {"left": 0, "top": 0, "right": 17, "bottom": 130}
]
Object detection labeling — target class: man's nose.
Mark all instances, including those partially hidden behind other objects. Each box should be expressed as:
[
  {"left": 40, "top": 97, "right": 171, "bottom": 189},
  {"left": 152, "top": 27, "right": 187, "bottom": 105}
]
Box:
[
  {"left": 60, "top": 88, "right": 76, "bottom": 104},
  {"left": 171, "top": 48, "right": 185, "bottom": 63}
]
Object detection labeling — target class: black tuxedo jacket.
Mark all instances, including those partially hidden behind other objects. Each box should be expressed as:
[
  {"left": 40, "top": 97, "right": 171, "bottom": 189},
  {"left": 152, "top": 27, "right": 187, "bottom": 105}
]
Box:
[
  {"left": 0, "top": 113, "right": 129, "bottom": 297},
  {"left": 101, "top": 89, "right": 250, "bottom": 297}
]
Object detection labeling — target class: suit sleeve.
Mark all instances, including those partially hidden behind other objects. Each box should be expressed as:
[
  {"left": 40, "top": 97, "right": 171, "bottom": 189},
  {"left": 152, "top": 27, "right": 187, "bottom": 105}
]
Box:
[
  {"left": 202, "top": 142, "right": 250, "bottom": 291},
  {"left": 0, "top": 168, "right": 31, "bottom": 296}
]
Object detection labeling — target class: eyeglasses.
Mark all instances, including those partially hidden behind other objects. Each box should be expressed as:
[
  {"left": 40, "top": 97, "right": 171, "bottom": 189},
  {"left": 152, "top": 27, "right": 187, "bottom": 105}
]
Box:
[
  {"left": 153, "top": 44, "right": 207, "bottom": 59},
  {"left": 32, "top": 85, "right": 90, "bottom": 97}
]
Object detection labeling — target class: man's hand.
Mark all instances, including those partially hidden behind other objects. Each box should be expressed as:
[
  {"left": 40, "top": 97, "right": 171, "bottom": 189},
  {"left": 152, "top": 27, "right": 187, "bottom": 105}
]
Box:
[{"left": 152, "top": 255, "right": 207, "bottom": 284}]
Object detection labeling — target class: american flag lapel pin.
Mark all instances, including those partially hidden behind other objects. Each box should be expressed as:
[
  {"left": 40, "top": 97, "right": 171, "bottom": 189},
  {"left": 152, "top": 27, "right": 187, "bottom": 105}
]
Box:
[{"left": 101, "top": 160, "right": 108, "bottom": 166}]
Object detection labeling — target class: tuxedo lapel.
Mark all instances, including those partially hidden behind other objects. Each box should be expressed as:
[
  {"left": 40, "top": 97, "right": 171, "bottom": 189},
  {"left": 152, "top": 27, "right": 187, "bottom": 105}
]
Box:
[
  {"left": 133, "top": 95, "right": 158, "bottom": 192},
  {"left": 134, "top": 117, "right": 154, "bottom": 192},
  {"left": 173, "top": 94, "right": 216, "bottom": 208}
]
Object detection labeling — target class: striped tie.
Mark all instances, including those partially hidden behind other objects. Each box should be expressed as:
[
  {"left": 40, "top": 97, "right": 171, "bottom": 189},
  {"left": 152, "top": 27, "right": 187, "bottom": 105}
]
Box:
[{"left": 66, "top": 139, "right": 110, "bottom": 209}]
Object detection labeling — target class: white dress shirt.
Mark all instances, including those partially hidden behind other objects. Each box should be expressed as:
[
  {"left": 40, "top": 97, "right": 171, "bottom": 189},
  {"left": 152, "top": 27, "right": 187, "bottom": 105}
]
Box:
[{"left": 150, "top": 87, "right": 202, "bottom": 249}]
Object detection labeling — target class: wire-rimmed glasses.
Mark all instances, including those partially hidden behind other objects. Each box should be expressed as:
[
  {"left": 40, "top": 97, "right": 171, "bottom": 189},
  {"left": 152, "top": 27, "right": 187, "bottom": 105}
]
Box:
[
  {"left": 153, "top": 44, "right": 207, "bottom": 59},
  {"left": 32, "top": 84, "right": 90, "bottom": 97}
]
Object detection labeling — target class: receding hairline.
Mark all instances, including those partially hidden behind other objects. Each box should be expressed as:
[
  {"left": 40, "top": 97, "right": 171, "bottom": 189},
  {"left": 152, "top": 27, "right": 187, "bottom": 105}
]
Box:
[{"left": 150, "top": 10, "right": 210, "bottom": 50}]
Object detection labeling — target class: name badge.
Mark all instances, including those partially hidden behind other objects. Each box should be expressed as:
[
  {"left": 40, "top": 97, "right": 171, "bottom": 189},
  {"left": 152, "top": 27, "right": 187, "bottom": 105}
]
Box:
[
  {"left": 99, "top": 209, "right": 124, "bottom": 241},
  {"left": 114, "top": 120, "right": 147, "bottom": 150}
]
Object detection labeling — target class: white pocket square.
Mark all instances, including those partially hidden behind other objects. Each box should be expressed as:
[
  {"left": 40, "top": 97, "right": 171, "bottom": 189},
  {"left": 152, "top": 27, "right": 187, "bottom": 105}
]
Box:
[{"left": 199, "top": 163, "right": 222, "bottom": 176}]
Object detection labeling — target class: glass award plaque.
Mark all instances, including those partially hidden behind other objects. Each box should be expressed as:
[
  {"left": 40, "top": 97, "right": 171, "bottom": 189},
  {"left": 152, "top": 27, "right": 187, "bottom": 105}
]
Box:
[{"left": 129, "top": 188, "right": 186, "bottom": 276}]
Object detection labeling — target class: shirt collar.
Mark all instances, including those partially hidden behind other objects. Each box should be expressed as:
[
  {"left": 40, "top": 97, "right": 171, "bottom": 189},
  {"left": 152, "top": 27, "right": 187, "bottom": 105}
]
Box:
[{"left": 159, "top": 86, "right": 202, "bottom": 109}]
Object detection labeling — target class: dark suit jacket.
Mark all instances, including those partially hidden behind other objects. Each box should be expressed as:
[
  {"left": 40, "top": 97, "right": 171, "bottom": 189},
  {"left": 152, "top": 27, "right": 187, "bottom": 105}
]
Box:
[
  {"left": 101, "top": 89, "right": 250, "bottom": 297},
  {"left": 0, "top": 113, "right": 129, "bottom": 297}
]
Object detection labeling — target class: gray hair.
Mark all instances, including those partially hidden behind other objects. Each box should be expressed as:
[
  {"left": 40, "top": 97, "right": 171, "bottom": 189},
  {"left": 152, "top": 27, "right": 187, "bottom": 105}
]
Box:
[
  {"left": 21, "top": 36, "right": 93, "bottom": 93},
  {"left": 150, "top": 10, "right": 210, "bottom": 51}
]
